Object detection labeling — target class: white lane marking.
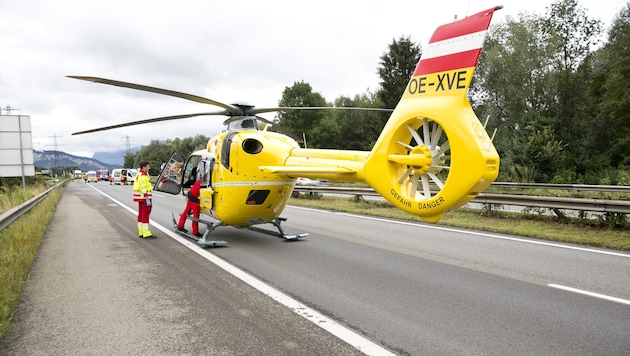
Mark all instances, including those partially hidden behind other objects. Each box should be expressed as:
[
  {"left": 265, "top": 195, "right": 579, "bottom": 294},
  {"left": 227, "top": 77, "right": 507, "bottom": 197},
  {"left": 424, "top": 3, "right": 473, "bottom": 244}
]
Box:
[
  {"left": 158, "top": 227, "right": 396, "bottom": 356},
  {"left": 288, "top": 206, "right": 630, "bottom": 259},
  {"left": 89, "top": 185, "right": 394, "bottom": 356},
  {"left": 548, "top": 284, "right": 630, "bottom": 305}
]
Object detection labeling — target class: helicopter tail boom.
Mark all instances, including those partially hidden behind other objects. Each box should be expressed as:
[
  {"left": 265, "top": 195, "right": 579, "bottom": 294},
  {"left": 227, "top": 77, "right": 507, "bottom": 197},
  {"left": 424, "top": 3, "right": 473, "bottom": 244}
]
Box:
[{"left": 260, "top": 148, "right": 368, "bottom": 182}]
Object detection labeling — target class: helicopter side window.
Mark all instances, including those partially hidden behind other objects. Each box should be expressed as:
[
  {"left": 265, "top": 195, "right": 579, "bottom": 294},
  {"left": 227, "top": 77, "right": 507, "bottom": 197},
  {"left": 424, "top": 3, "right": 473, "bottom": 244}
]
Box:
[
  {"left": 182, "top": 155, "right": 201, "bottom": 188},
  {"left": 197, "top": 159, "right": 213, "bottom": 188},
  {"left": 228, "top": 120, "right": 241, "bottom": 130}
]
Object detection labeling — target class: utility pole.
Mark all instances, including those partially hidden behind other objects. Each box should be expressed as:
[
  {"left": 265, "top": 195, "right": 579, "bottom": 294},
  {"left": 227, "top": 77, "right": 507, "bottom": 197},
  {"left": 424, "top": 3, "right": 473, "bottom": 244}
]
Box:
[
  {"left": 119, "top": 135, "right": 136, "bottom": 167},
  {"left": 122, "top": 135, "right": 134, "bottom": 153},
  {"left": 46, "top": 133, "right": 67, "bottom": 172}
]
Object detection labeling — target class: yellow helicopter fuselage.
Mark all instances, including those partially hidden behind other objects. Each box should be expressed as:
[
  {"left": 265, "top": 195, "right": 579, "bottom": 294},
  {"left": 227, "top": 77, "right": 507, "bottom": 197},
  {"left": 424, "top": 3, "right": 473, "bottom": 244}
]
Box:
[{"left": 195, "top": 129, "right": 298, "bottom": 227}]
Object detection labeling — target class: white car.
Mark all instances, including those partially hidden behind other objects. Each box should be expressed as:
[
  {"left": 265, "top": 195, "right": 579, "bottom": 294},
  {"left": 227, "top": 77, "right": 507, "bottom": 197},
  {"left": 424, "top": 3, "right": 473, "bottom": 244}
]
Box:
[
  {"left": 296, "top": 177, "right": 320, "bottom": 186},
  {"left": 85, "top": 171, "right": 98, "bottom": 183}
]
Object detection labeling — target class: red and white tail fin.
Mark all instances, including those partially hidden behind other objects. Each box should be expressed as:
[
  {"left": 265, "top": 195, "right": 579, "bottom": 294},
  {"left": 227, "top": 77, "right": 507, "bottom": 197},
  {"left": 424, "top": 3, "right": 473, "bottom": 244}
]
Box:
[{"left": 406, "top": 5, "right": 503, "bottom": 99}]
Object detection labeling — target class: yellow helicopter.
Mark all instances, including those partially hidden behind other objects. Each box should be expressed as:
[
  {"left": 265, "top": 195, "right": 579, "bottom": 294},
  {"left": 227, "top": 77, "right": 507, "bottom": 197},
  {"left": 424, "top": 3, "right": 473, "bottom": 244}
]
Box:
[{"left": 70, "top": 5, "right": 502, "bottom": 246}]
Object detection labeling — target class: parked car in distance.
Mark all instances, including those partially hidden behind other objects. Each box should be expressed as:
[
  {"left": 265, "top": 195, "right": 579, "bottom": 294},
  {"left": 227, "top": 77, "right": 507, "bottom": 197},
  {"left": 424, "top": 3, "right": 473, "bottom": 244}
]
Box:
[
  {"left": 97, "top": 169, "right": 109, "bottom": 181},
  {"left": 111, "top": 168, "right": 138, "bottom": 185},
  {"left": 125, "top": 169, "right": 138, "bottom": 185},
  {"left": 296, "top": 177, "right": 321, "bottom": 186},
  {"left": 85, "top": 170, "right": 98, "bottom": 183},
  {"left": 110, "top": 169, "right": 123, "bottom": 185}
]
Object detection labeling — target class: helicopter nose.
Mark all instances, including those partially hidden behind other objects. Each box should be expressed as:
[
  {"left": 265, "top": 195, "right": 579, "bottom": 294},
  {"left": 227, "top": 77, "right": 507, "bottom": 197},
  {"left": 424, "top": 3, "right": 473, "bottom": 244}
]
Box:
[{"left": 242, "top": 138, "right": 263, "bottom": 154}]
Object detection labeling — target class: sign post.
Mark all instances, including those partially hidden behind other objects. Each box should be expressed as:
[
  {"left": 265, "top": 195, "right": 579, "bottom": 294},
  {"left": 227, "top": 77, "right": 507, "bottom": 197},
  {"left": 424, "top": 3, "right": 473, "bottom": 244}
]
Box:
[{"left": 0, "top": 115, "right": 35, "bottom": 189}]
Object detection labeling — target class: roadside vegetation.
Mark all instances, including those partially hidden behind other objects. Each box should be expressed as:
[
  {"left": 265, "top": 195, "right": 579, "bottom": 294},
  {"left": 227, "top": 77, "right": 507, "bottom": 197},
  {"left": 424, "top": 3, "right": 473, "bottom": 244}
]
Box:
[{"left": 0, "top": 176, "right": 63, "bottom": 339}]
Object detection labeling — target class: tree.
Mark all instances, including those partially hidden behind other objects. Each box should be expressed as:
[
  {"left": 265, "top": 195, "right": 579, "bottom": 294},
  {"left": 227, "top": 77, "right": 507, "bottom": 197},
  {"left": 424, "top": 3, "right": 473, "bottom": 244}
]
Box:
[
  {"left": 333, "top": 90, "right": 388, "bottom": 150},
  {"left": 123, "top": 152, "right": 136, "bottom": 170},
  {"left": 276, "top": 81, "right": 334, "bottom": 148},
  {"left": 543, "top": 0, "right": 603, "bottom": 73},
  {"left": 132, "top": 139, "right": 175, "bottom": 175},
  {"left": 472, "top": 12, "right": 565, "bottom": 181},
  {"left": 173, "top": 135, "right": 210, "bottom": 158},
  {"left": 376, "top": 36, "right": 421, "bottom": 109},
  {"left": 586, "top": 3, "right": 630, "bottom": 168},
  {"left": 541, "top": 0, "right": 603, "bottom": 168}
]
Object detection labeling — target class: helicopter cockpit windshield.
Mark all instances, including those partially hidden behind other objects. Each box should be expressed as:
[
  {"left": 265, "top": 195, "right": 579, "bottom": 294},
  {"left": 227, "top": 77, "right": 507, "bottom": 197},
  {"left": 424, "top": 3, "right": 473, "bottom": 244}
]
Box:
[{"left": 226, "top": 117, "right": 259, "bottom": 131}]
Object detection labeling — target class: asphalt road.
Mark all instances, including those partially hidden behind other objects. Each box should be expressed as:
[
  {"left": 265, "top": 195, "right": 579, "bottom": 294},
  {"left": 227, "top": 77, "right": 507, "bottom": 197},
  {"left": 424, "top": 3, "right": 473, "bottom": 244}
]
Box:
[
  {"left": 2, "top": 180, "right": 629, "bottom": 355},
  {"left": 0, "top": 181, "right": 364, "bottom": 355}
]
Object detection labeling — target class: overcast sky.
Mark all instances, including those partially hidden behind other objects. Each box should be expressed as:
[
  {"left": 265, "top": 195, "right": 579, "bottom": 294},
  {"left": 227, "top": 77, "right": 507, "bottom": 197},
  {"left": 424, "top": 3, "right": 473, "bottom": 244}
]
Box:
[{"left": 1, "top": 0, "right": 626, "bottom": 157}]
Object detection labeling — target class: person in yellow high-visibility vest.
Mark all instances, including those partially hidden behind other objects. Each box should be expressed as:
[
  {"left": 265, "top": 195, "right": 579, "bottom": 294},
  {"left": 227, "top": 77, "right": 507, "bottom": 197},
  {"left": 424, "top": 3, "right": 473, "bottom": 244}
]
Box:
[{"left": 133, "top": 161, "right": 153, "bottom": 238}]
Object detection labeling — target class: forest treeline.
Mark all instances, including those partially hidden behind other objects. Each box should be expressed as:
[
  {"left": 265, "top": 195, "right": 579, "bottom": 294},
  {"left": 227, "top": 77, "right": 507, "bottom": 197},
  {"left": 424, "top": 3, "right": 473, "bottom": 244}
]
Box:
[{"left": 109, "top": 0, "right": 630, "bottom": 185}]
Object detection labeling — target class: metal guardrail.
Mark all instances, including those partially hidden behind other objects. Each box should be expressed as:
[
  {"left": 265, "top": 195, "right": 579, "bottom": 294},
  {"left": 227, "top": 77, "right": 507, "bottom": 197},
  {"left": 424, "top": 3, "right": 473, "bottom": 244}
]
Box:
[
  {"left": 0, "top": 180, "right": 65, "bottom": 231},
  {"left": 490, "top": 182, "right": 630, "bottom": 193},
  {"left": 293, "top": 183, "right": 630, "bottom": 215},
  {"left": 473, "top": 193, "right": 630, "bottom": 214}
]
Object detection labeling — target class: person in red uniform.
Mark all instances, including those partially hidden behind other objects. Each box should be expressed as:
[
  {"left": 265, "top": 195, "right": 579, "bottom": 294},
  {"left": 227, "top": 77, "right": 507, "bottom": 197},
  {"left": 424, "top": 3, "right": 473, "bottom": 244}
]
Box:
[
  {"left": 177, "top": 168, "right": 202, "bottom": 237},
  {"left": 133, "top": 161, "right": 153, "bottom": 238}
]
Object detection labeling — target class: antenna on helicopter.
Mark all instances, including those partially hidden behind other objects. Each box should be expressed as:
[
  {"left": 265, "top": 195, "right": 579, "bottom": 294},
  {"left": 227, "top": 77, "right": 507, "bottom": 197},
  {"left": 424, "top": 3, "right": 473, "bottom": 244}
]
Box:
[{"left": 483, "top": 115, "right": 499, "bottom": 152}]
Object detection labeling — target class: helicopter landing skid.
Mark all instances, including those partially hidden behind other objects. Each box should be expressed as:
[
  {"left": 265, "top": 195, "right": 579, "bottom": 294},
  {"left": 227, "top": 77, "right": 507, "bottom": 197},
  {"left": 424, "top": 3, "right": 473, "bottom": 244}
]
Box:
[
  {"left": 171, "top": 213, "right": 227, "bottom": 247},
  {"left": 247, "top": 217, "right": 308, "bottom": 241}
]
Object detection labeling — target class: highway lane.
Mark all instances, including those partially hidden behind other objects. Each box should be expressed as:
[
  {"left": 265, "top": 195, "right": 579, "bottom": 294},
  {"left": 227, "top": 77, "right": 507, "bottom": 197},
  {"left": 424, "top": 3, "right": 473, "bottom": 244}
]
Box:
[{"left": 81, "top": 182, "right": 630, "bottom": 354}]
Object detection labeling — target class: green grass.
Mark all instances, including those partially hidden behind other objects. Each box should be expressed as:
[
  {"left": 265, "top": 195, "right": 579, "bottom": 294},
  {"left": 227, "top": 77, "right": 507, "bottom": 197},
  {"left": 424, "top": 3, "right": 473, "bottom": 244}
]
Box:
[
  {"left": 0, "top": 187, "right": 36, "bottom": 214},
  {"left": 289, "top": 194, "right": 630, "bottom": 251},
  {"left": 0, "top": 184, "right": 62, "bottom": 339}
]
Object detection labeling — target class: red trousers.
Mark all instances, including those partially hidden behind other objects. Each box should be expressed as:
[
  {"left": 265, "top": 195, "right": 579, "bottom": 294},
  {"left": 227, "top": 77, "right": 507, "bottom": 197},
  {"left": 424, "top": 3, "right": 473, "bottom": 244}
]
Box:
[
  {"left": 178, "top": 200, "right": 200, "bottom": 235},
  {"left": 137, "top": 200, "right": 152, "bottom": 223}
]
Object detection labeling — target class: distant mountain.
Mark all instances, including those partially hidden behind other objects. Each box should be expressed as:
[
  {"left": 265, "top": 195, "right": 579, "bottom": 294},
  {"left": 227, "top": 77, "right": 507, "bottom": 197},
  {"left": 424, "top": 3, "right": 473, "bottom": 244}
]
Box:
[
  {"left": 34, "top": 150, "right": 116, "bottom": 171},
  {"left": 93, "top": 149, "right": 137, "bottom": 166}
]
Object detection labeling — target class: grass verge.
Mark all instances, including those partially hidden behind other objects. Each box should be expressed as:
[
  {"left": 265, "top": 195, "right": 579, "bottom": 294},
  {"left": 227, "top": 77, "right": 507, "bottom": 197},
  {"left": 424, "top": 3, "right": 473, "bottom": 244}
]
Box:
[
  {"left": 0, "top": 188, "right": 61, "bottom": 339},
  {"left": 289, "top": 194, "right": 630, "bottom": 251}
]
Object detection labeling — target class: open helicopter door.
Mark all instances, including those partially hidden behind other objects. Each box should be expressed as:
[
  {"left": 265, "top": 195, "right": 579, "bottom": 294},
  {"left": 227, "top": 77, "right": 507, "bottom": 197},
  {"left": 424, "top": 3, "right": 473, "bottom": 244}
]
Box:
[
  {"left": 154, "top": 152, "right": 186, "bottom": 194},
  {"left": 192, "top": 154, "right": 215, "bottom": 211},
  {"left": 180, "top": 154, "right": 205, "bottom": 191}
]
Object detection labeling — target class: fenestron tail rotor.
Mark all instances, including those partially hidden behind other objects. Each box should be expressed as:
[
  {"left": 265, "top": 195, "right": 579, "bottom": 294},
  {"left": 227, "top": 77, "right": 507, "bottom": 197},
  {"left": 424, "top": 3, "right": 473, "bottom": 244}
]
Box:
[{"left": 394, "top": 118, "right": 451, "bottom": 200}]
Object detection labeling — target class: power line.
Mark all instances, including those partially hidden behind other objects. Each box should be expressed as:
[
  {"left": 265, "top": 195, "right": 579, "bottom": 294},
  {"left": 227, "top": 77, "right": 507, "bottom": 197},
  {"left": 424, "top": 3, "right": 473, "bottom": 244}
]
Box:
[
  {"left": 0, "top": 105, "right": 20, "bottom": 115},
  {"left": 46, "top": 133, "right": 66, "bottom": 167},
  {"left": 121, "top": 135, "right": 135, "bottom": 153}
]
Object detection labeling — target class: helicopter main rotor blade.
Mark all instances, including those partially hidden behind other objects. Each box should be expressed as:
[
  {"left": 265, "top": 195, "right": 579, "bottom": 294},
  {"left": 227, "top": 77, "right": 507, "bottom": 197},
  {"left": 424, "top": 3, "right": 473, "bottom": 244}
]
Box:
[
  {"left": 71, "top": 112, "right": 228, "bottom": 135},
  {"left": 250, "top": 107, "right": 394, "bottom": 115},
  {"left": 68, "top": 76, "right": 243, "bottom": 115},
  {"left": 68, "top": 76, "right": 394, "bottom": 137}
]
